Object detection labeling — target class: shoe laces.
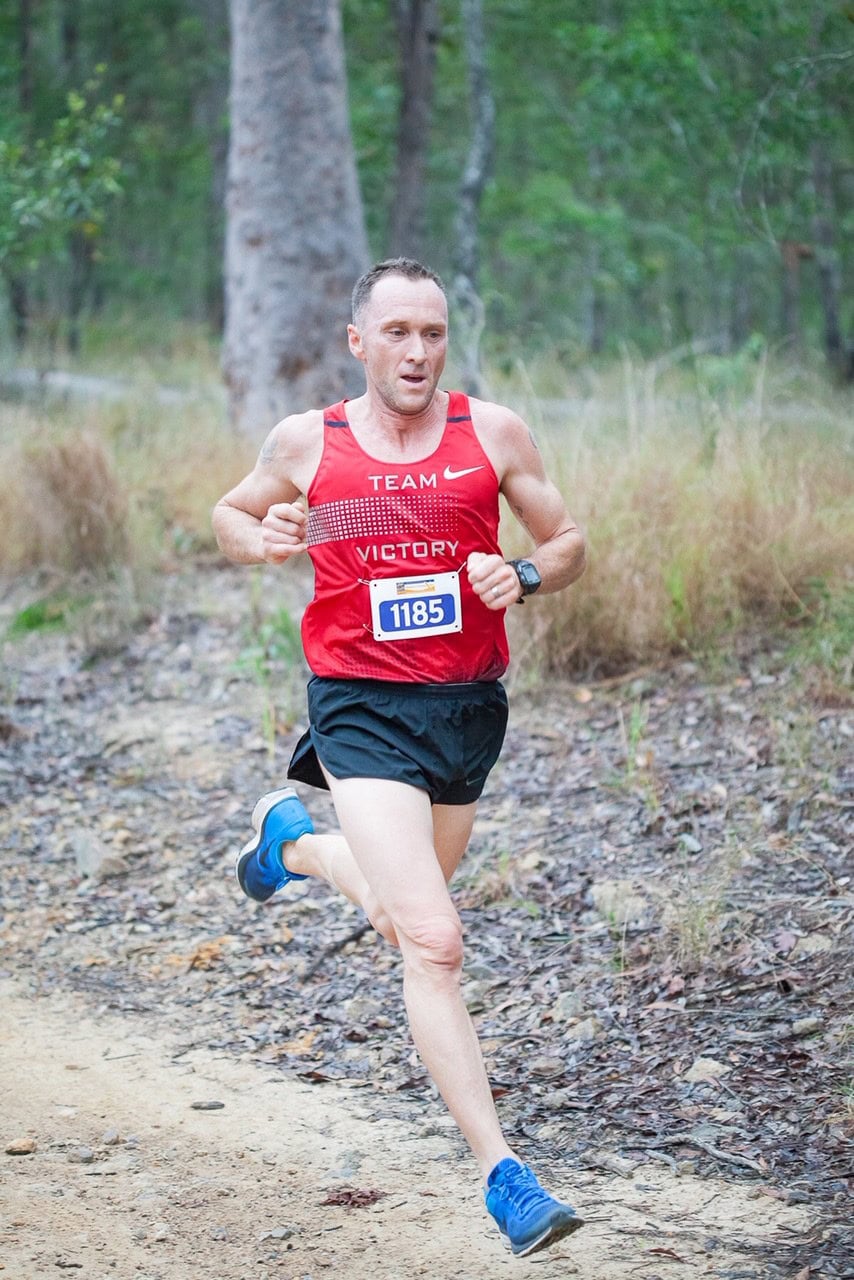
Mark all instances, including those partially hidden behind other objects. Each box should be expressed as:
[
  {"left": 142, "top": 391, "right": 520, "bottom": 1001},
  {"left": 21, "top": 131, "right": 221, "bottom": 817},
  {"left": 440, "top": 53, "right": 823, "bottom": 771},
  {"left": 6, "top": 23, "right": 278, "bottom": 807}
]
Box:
[{"left": 495, "top": 1164, "right": 550, "bottom": 1215}]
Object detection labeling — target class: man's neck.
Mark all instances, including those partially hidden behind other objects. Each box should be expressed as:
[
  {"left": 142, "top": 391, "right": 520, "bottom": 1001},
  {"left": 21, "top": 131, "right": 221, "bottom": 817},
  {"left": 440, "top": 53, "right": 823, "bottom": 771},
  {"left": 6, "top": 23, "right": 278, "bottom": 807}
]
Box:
[{"left": 347, "top": 389, "right": 448, "bottom": 459}]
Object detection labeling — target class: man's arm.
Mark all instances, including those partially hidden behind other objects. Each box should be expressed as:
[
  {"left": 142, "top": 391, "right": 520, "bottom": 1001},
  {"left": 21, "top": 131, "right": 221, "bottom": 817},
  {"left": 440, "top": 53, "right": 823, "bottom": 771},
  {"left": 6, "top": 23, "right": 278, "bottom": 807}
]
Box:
[
  {"left": 211, "top": 411, "right": 322, "bottom": 565},
  {"left": 467, "top": 402, "right": 586, "bottom": 608}
]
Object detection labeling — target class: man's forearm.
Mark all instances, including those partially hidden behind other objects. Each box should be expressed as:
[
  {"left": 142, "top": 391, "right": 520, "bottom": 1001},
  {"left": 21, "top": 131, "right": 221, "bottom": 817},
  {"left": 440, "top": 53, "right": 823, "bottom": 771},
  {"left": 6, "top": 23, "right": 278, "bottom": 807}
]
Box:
[
  {"left": 212, "top": 501, "right": 266, "bottom": 564},
  {"left": 532, "top": 527, "right": 586, "bottom": 594}
]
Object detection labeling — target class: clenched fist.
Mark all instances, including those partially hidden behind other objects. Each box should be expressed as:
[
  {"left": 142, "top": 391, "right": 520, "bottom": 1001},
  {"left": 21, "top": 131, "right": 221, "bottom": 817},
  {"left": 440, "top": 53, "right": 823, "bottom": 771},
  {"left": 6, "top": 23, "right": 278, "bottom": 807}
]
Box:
[
  {"left": 261, "top": 499, "right": 308, "bottom": 564},
  {"left": 466, "top": 551, "right": 519, "bottom": 610}
]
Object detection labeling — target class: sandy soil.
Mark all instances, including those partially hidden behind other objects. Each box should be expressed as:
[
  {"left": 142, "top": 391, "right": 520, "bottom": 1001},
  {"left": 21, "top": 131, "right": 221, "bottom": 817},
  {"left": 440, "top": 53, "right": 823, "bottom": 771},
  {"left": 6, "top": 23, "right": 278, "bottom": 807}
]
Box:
[{"left": 1, "top": 981, "right": 810, "bottom": 1280}]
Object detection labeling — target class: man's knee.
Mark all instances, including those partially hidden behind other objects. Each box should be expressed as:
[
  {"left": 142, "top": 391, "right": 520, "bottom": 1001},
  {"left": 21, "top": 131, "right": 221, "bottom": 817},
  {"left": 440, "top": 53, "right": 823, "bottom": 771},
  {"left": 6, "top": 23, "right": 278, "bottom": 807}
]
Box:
[{"left": 401, "top": 912, "right": 464, "bottom": 975}]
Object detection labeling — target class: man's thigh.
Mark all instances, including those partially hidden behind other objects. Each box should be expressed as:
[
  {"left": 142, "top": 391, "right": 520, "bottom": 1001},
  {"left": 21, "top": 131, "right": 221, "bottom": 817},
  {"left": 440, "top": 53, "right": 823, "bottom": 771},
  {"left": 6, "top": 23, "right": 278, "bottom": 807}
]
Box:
[
  {"left": 322, "top": 772, "right": 458, "bottom": 926},
  {"left": 433, "top": 802, "right": 478, "bottom": 883}
]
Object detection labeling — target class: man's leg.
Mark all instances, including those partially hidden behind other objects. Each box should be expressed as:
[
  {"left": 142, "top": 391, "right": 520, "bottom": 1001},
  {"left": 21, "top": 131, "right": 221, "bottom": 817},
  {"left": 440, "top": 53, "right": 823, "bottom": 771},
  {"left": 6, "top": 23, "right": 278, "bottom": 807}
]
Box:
[
  {"left": 285, "top": 825, "right": 398, "bottom": 944},
  {"left": 245, "top": 782, "right": 585, "bottom": 1253},
  {"left": 285, "top": 798, "right": 476, "bottom": 945},
  {"left": 318, "top": 774, "right": 517, "bottom": 1179}
]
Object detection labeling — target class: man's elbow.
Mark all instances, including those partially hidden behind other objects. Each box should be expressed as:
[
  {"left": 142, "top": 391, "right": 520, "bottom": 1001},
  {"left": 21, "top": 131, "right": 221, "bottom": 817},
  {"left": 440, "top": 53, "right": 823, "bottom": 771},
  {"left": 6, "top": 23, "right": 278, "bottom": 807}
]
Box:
[
  {"left": 570, "top": 530, "right": 587, "bottom": 583},
  {"left": 211, "top": 499, "right": 228, "bottom": 550}
]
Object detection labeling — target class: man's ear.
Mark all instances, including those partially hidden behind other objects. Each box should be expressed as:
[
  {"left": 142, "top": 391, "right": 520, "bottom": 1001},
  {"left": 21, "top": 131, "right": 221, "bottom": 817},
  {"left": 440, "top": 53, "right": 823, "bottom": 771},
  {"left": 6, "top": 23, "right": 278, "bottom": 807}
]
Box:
[{"left": 347, "top": 323, "right": 365, "bottom": 361}]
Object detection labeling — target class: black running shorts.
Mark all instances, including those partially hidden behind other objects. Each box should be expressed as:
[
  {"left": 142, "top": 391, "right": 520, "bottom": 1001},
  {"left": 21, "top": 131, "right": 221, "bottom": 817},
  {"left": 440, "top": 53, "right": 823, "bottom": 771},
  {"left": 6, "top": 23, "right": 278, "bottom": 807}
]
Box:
[{"left": 287, "top": 676, "right": 508, "bottom": 806}]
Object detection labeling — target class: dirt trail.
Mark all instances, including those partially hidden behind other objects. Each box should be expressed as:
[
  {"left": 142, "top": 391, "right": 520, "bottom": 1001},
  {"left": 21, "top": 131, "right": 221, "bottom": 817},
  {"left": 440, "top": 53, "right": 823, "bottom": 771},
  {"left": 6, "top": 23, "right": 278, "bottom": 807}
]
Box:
[
  {"left": 2, "top": 561, "right": 847, "bottom": 1277},
  {"left": 1, "top": 982, "right": 809, "bottom": 1280}
]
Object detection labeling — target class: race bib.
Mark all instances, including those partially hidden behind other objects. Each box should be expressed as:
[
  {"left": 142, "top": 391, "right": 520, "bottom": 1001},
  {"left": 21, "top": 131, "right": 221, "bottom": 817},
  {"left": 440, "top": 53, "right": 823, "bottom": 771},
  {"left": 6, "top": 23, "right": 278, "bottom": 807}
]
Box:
[{"left": 369, "top": 570, "right": 462, "bottom": 642}]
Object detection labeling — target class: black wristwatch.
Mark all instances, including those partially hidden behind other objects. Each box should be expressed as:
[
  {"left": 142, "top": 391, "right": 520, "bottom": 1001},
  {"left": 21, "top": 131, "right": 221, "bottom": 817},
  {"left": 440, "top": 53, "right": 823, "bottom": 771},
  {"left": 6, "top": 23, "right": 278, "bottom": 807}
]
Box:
[{"left": 507, "top": 558, "right": 542, "bottom": 601}]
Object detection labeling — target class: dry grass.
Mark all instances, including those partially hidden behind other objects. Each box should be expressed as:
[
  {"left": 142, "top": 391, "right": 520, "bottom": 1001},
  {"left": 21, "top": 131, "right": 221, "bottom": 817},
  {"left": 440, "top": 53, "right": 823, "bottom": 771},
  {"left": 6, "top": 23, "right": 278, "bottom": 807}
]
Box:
[
  {"left": 1, "top": 348, "right": 851, "bottom": 677},
  {"left": 4, "top": 429, "right": 129, "bottom": 572},
  {"left": 0, "top": 393, "right": 251, "bottom": 576},
  {"left": 502, "top": 356, "right": 854, "bottom": 676}
]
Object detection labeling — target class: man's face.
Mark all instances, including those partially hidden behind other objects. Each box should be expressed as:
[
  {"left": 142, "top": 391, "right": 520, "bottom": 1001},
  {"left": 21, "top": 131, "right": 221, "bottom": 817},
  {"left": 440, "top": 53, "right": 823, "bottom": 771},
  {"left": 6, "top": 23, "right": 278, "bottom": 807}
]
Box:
[{"left": 348, "top": 275, "right": 448, "bottom": 416}]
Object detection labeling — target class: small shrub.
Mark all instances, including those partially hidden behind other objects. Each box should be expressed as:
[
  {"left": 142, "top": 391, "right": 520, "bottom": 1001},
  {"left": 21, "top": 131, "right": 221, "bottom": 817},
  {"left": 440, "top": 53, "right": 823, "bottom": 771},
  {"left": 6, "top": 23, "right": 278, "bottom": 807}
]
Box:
[
  {"left": 7, "top": 592, "right": 84, "bottom": 635},
  {"left": 18, "top": 430, "right": 129, "bottom": 572}
]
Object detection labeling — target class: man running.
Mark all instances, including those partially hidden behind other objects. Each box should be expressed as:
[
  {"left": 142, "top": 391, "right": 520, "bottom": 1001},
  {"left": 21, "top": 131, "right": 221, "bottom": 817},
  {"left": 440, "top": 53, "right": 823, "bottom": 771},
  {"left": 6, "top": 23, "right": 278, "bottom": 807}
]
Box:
[{"left": 212, "top": 258, "right": 586, "bottom": 1257}]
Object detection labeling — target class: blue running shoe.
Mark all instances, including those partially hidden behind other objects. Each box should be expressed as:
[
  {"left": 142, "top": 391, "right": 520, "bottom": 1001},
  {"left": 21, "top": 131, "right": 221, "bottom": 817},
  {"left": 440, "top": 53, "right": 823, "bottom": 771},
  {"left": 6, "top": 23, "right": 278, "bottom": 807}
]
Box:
[
  {"left": 485, "top": 1159, "right": 584, "bottom": 1257},
  {"left": 235, "top": 788, "right": 314, "bottom": 902}
]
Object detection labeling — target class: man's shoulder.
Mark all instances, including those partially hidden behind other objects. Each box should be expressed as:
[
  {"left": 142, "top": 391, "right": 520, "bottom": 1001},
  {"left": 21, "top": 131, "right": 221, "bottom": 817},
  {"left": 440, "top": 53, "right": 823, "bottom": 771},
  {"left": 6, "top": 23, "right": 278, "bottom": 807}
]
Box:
[
  {"left": 270, "top": 407, "right": 325, "bottom": 450},
  {"left": 466, "top": 395, "right": 530, "bottom": 444},
  {"left": 464, "top": 396, "right": 541, "bottom": 482},
  {"left": 274, "top": 406, "right": 325, "bottom": 433},
  {"left": 466, "top": 394, "right": 524, "bottom": 426}
]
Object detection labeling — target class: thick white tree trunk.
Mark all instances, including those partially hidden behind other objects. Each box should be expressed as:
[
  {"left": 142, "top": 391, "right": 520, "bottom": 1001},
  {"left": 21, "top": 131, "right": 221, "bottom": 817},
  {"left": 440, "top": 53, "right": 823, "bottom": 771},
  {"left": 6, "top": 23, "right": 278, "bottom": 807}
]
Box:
[{"left": 224, "top": 0, "right": 369, "bottom": 436}]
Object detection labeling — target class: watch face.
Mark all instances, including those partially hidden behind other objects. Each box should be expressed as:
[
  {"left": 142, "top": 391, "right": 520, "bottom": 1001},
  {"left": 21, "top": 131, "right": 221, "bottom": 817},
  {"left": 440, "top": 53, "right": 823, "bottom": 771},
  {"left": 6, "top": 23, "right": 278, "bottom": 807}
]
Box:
[{"left": 515, "top": 559, "right": 541, "bottom": 593}]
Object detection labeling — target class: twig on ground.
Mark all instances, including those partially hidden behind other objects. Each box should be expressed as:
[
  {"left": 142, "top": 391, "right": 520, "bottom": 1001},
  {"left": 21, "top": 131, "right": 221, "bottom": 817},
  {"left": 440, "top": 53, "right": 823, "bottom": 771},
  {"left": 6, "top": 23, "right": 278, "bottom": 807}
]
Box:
[{"left": 302, "top": 922, "right": 373, "bottom": 979}]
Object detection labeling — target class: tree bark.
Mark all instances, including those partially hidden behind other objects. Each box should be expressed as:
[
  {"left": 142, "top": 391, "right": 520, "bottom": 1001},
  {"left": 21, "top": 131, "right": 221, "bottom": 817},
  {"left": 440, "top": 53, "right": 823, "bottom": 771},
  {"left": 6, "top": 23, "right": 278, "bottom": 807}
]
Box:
[
  {"left": 807, "top": 7, "right": 849, "bottom": 378},
  {"left": 10, "top": 0, "right": 34, "bottom": 345},
  {"left": 388, "top": 0, "right": 439, "bottom": 258},
  {"left": 452, "top": 0, "right": 494, "bottom": 396},
  {"left": 223, "top": 0, "right": 370, "bottom": 436},
  {"left": 810, "top": 139, "right": 847, "bottom": 376},
  {"left": 584, "top": 147, "right": 605, "bottom": 355},
  {"left": 188, "top": 0, "right": 230, "bottom": 331},
  {"left": 62, "top": 0, "right": 91, "bottom": 355},
  {"left": 585, "top": 238, "right": 606, "bottom": 355},
  {"left": 729, "top": 247, "right": 753, "bottom": 349},
  {"left": 779, "top": 240, "right": 811, "bottom": 358}
]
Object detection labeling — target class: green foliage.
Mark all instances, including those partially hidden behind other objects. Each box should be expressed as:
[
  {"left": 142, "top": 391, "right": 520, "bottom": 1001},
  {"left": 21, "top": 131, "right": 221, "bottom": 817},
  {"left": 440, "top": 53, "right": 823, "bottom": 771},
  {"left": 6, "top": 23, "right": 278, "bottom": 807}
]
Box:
[
  {"left": 237, "top": 593, "right": 306, "bottom": 756},
  {"left": 789, "top": 580, "right": 854, "bottom": 691},
  {"left": 1, "top": 0, "right": 851, "bottom": 359},
  {"left": 0, "top": 80, "right": 123, "bottom": 272},
  {"left": 7, "top": 595, "right": 74, "bottom": 636},
  {"left": 238, "top": 604, "right": 303, "bottom": 680}
]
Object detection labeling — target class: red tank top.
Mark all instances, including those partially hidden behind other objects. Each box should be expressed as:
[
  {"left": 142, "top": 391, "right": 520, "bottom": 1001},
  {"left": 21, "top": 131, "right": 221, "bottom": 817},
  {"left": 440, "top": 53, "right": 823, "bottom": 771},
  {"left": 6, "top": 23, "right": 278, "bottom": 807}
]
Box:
[{"left": 301, "top": 391, "right": 510, "bottom": 682}]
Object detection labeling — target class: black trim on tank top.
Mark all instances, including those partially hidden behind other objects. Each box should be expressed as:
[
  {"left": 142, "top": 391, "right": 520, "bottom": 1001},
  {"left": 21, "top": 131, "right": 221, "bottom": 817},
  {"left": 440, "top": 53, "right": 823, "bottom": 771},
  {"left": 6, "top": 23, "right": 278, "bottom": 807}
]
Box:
[{"left": 324, "top": 401, "right": 470, "bottom": 428}]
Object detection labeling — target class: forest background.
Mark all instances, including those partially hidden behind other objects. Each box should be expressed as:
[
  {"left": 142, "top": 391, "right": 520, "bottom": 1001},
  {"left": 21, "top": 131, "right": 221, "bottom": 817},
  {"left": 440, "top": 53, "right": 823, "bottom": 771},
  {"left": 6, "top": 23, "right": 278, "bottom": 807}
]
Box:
[
  {"left": 0, "top": 0, "right": 851, "bottom": 680},
  {"left": 0, "top": 9, "right": 852, "bottom": 1274}
]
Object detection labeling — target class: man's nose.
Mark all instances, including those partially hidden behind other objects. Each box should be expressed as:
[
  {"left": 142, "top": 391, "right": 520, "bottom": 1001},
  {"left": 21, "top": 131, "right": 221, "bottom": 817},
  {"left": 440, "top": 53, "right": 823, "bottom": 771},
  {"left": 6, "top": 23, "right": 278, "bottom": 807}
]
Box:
[{"left": 407, "top": 334, "right": 427, "bottom": 361}]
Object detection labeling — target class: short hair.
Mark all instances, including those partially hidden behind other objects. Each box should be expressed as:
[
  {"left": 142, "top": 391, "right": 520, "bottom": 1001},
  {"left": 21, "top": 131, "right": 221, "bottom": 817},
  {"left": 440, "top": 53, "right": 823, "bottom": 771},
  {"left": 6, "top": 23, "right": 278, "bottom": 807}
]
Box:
[{"left": 351, "top": 258, "right": 446, "bottom": 324}]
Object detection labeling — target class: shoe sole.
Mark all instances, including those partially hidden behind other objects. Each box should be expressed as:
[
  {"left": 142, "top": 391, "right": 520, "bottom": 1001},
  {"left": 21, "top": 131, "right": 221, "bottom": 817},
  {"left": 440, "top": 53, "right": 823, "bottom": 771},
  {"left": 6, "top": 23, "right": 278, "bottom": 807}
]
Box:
[{"left": 505, "top": 1212, "right": 585, "bottom": 1258}]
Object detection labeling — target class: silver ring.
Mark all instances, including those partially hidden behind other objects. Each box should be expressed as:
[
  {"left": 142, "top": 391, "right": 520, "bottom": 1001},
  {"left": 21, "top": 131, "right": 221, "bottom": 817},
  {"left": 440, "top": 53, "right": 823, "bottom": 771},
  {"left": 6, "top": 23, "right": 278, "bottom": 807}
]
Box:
[{"left": 491, "top": 585, "right": 500, "bottom": 598}]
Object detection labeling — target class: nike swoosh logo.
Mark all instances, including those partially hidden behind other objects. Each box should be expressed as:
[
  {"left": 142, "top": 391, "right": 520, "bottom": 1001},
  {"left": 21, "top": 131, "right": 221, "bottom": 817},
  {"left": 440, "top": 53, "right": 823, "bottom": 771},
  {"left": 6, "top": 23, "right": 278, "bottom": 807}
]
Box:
[{"left": 443, "top": 464, "right": 485, "bottom": 481}]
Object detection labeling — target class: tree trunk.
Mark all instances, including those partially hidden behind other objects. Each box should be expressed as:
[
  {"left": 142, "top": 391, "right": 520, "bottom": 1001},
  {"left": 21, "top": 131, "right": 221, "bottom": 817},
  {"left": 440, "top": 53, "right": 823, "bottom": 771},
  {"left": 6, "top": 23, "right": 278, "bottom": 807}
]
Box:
[
  {"left": 729, "top": 247, "right": 753, "bottom": 349},
  {"left": 452, "top": 0, "right": 494, "bottom": 396},
  {"left": 186, "top": 0, "right": 229, "bottom": 331},
  {"left": 61, "top": 0, "right": 80, "bottom": 81},
  {"left": 584, "top": 238, "right": 605, "bottom": 355},
  {"left": 779, "top": 240, "right": 810, "bottom": 358},
  {"left": 62, "top": 0, "right": 89, "bottom": 355},
  {"left": 810, "top": 139, "right": 847, "bottom": 376},
  {"left": 387, "top": 0, "right": 439, "bottom": 258},
  {"left": 584, "top": 148, "right": 605, "bottom": 354},
  {"left": 223, "top": 0, "right": 370, "bottom": 436},
  {"left": 10, "top": 0, "right": 34, "bottom": 346}
]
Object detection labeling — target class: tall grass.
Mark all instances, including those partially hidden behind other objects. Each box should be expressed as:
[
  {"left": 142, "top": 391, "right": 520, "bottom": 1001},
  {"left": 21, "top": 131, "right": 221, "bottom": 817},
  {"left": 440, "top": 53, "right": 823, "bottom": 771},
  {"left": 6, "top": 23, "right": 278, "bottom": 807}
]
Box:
[
  {"left": 500, "top": 353, "right": 853, "bottom": 677},
  {"left": 0, "top": 392, "right": 250, "bottom": 576},
  {"left": 1, "top": 342, "right": 851, "bottom": 678}
]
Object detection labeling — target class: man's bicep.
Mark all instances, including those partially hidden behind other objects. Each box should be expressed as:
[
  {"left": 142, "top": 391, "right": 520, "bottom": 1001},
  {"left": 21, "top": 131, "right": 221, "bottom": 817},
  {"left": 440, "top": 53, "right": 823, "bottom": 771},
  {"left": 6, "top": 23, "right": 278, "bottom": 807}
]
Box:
[
  {"left": 502, "top": 465, "right": 575, "bottom": 545},
  {"left": 219, "top": 467, "right": 302, "bottom": 521}
]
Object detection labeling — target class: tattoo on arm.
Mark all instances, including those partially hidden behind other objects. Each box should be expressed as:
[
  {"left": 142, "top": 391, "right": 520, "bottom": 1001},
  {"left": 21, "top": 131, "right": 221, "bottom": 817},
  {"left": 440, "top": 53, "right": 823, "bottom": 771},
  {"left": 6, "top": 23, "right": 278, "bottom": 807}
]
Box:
[{"left": 259, "top": 432, "right": 278, "bottom": 466}]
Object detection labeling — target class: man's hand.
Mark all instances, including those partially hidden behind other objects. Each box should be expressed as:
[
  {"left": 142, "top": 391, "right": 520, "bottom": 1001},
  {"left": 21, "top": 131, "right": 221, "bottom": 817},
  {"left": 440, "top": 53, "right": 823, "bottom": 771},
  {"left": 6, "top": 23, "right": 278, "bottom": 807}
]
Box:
[
  {"left": 466, "top": 551, "right": 519, "bottom": 610},
  {"left": 261, "top": 499, "right": 308, "bottom": 563}
]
